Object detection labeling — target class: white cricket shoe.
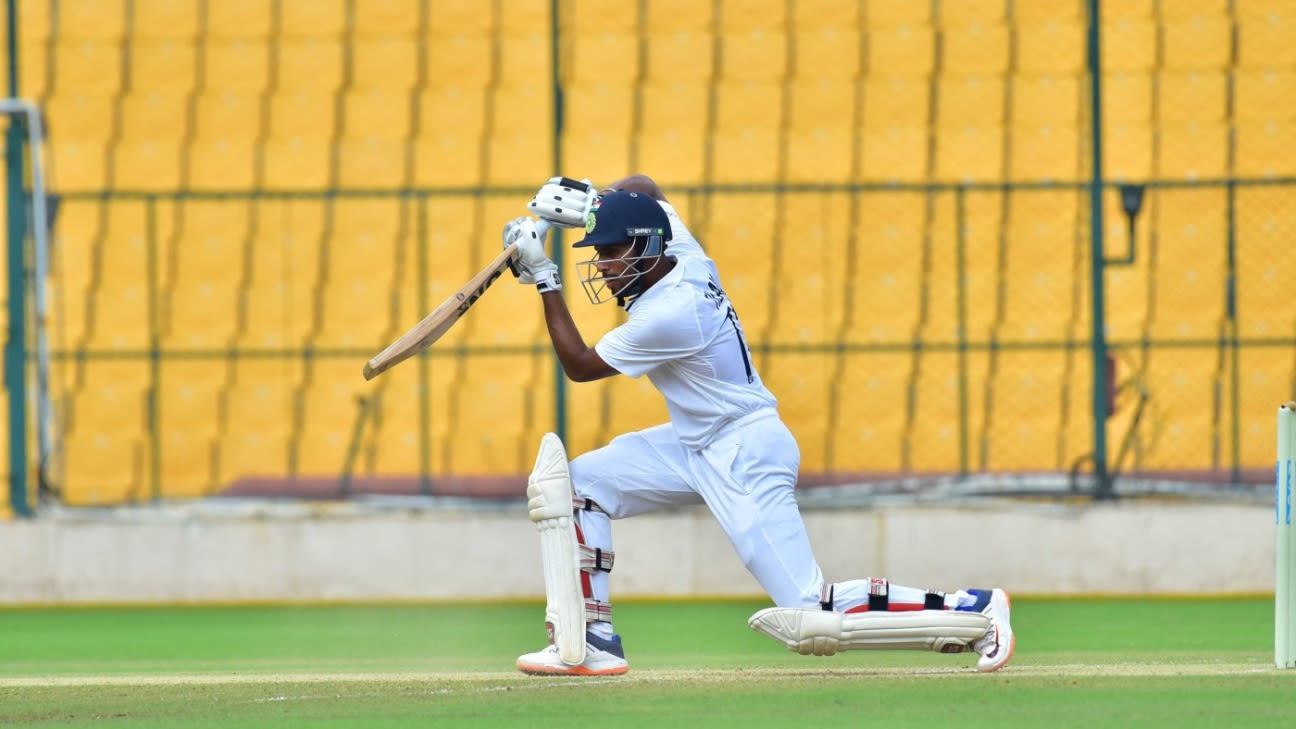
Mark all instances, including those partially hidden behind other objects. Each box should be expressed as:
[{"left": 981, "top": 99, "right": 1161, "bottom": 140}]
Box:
[
  {"left": 516, "top": 632, "right": 629, "bottom": 676},
  {"left": 971, "top": 588, "right": 1015, "bottom": 672}
]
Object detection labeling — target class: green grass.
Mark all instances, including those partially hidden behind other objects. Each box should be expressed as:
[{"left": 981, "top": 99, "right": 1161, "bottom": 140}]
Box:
[{"left": 0, "top": 599, "right": 1292, "bottom": 728}]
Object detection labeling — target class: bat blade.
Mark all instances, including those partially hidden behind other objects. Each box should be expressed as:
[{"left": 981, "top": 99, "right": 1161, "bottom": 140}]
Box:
[{"left": 362, "top": 242, "right": 519, "bottom": 381}]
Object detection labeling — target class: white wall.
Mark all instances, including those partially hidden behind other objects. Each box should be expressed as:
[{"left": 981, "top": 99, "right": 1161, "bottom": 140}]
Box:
[{"left": 0, "top": 500, "right": 1275, "bottom": 604}]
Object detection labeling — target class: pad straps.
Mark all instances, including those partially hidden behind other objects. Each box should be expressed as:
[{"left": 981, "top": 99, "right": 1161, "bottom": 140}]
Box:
[{"left": 579, "top": 544, "right": 614, "bottom": 573}]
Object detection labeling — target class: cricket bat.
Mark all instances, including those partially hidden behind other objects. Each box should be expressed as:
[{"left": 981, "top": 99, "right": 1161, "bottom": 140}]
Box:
[{"left": 362, "top": 221, "right": 549, "bottom": 381}]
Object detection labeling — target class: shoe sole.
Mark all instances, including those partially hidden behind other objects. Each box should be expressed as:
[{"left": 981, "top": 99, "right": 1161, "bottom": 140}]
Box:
[
  {"left": 977, "top": 589, "right": 1015, "bottom": 673},
  {"left": 516, "top": 661, "right": 629, "bottom": 677}
]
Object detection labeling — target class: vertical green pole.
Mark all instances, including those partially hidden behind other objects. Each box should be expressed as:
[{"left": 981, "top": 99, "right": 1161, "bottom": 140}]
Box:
[
  {"left": 1086, "top": 0, "right": 1113, "bottom": 499},
  {"left": 955, "top": 187, "right": 969, "bottom": 477},
  {"left": 550, "top": 0, "right": 567, "bottom": 443},
  {"left": 1226, "top": 181, "right": 1240, "bottom": 485},
  {"left": 5, "top": 0, "right": 31, "bottom": 517}
]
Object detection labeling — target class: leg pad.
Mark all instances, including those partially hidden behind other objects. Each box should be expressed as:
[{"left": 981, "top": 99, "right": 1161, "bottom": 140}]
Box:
[{"left": 749, "top": 607, "right": 991, "bottom": 657}]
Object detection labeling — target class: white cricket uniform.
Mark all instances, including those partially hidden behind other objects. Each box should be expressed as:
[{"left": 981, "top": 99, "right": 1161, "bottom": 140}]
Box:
[{"left": 569, "top": 201, "right": 827, "bottom": 609}]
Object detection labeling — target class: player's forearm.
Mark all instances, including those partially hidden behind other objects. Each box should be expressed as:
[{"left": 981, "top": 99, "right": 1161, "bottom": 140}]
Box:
[{"left": 541, "top": 291, "right": 614, "bottom": 382}]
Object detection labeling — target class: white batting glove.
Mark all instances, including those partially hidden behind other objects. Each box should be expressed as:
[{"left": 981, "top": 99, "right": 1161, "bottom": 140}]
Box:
[
  {"left": 527, "top": 176, "right": 599, "bottom": 229},
  {"left": 502, "top": 216, "right": 560, "bottom": 293}
]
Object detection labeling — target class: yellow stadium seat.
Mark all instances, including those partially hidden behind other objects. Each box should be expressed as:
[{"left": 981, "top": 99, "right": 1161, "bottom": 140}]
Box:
[
  {"left": 564, "top": 31, "right": 640, "bottom": 85},
  {"left": 1156, "top": 70, "right": 1227, "bottom": 123},
  {"left": 17, "top": 0, "right": 52, "bottom": 43},
  {"left": 412, "top": 133, "right": 484, "bottom": 188},
  {"left": 1103, "top": 71, "right": 1153, "bottom": 123},
  {"left": 1157, "top": 122, "right": 1228, "bottom": 180},
  {"left": 1235, "top": 0, "right": 1293, "bottom": 13},
  {"left": 1010, "top": 124, "right": 1081, "bottom": 182},
  {"left": 1014, "top": 19, "right": 1085, "bottom": 74},
  {"left": 645, "top": 0, "right": 714, "bottom": 31},
  {"left": 342, "top": 89, "right": 412, "bottom": 140},
  {"left": 831, "top": 352, "right": 913, "bottom": 473},
  {"left": 497, "top": 33, "right": 550, "bottom": 86},
  {"left": 719, "top": 28, "right": 788, "bottom": 82},
  {"left": 354, "top": 0, "right": 422, "bottom": 36},
  {"left": 98, "top": 199, "right": 155, "bottom": 281},
  {"left": 562, "top": 129, "right": 632, "bottom": 188},
  {"left": 935, "top": 125, "right": 1004, "bottom": 183},
  {"left": 643, "top": 30, "right": 716, "bottom": 82},
  {"left": 201, "top": 40, "right": 272, "bottom": 92},
  {"left": 937, "top": 74, "right": 1005, "bottom": 127},
  {"left": 1101, "top": 18, "right": 1157, "bottom": 71},
  {"left": 708, "top": 128, "right": 780, "bottom": 184},
  {"left": 17, "top": 41, "right": 50, "bottom": 99},
  {"left": 484, "top": 131, "right": 554, "bottom": 187},
  {"left": 72, "top": 360, "right": 149, "bottom": 434},
  {"left": 294, "top": 429, "right": 362, "bottom": 477},
  {"left": 1161, "top": 14, "right": 1233, "bottom": 71},
  {"left": 862, "top": 76, "right": 930, "bottom": 126},
  {"left": 217, "top": 431, "right": 291, "bottom": 482},
  {"left": 859, "top": 125, "right": 929, "bottom": 183},
  {"left": 86, "top": 284, "right": 150, "bottom": 349},
  {"left": 1234, "top": 68, "right": 1296, "bottom": 122},
  {"left": 941, "top": 22, "right": 1010, "bottom": 74},
  {"left": 187, "top": 138, "right": 258, "bottom": 190},
  {"left": 128, "top": 41, "right": 198, "bottom": 92},
  {"left": 223, "top": 378, "right": 296, "bottom": 441},
  {"left": 867, "top": 3, "right": 931, "bottom": 26},
  {"left": 997, "top": 255, "right": 1079, "bottom": 343},
  {"left": 52, "top": 40, "right": 123, "bottom": 94},
  {"left": 119, "top": 92, "right": 188, "bottom": 141},
  {"left": 1134, "top": 349, "right": 1220, "bottom": 471},
  {"left": 112, "top": 139, "right": 182, "bottom": 189},
  {"left": 425, "top": 34, "right": 493, "bottom": 85},
  {"left": 275, "top": 39, "right": 345, "bottom": 90},
  {"left": 62, "top": 433, "right": 144, "bottom": 505},
  {"left": 329, "top": 198, "right": 402, "bottom": 277},
  {"left": 268, "top": 90, "right": 337, "bottom": 140},
  {"left": 563, "top": 0, "right": 635, "bottom": 32},
  {"left": 1104, "top": 264, "right": 1152, "bottom": 341},
  {"left": 563, "top": 82, "right": 636, "bottom": 133},
  {"left": 785, "top": 128, "right": 853, "bottom": 183},
  {"left": 262, "top": 136, "right": 334, "bottom": 190},
  {"left": 791, "top": 0, "right": 859, "bottom": 28},
  {"left": 1014, "top": 0, "right": 1084, "bottom": 22},
  {"left": 204, "top": 0, "right": 273, "bottom": 40},
  {"left": 845, "top": 192, "right": 925, "bottom": 343},
  {"left": 714, "top": 80, "right": 783, "bottom": 131},
  {"left": 417, "top": 85, "right": 487, "bottom": 136},
  {"left": 1010, "top": 75, "right": 1079, "bottom": 125},
  {"left": 634, "top": 129, "right": 707, "bottom": 186},
  {"left": 1236, "top": 121, "right": 1296, "bottom": 178},
  {"left": 792, "top": 27, "right": 861, "bottom": 78},
  {"left": 491, "top": 83, "right": 552, "bottom": 135},
  {"left": 44, "top": 92, "right": 115, "bottom": 142},
  {"left": 158, "top": 431, "right": 217, "bottom": 498},
  {"left": 909, "top": 350, "right": 992, "bottom": 473},
  {"left": 1234, "top": 187, "right": 1296, "bottom": 338},
  {"left": 1238, "top": 12, "right": 1296, "bottom": 69},
  {"left": 446, "top": 356, "right": 536, "bottom": 474},
  {"left": 1237, "top": 348, "right": 1296, "bottom": 467},
  {"left": 313, "top": 280, "right": 396, "bottom": 349},
  {"left": 720, "top": 0, "right": 787, "bottom": 30},
  {"left": 928, "top": 190, "right": 1003, "bottom": 341},
  {"left": 763, "top": 352, "right": 831, "bottom": 472},
  {"left": 1147, "top": 190, "right": 1227, "bottom": 340},
  {"left": 351, "top": 37, "right": 421, "bottom": 91},
  {"left": 938, "top": 0, "right": 1005, "bottom": 24},
  {"left": 1102, "top": 122, "right": 1153, "bottom": 181},
  {"left": 239, "top": 281, "right": 318, "bottom": 349},
  {"left": 786, "top": 78, "right": 854, "bottom": 132},
  {"left": 158, "top": 366, "right": 226, "bottom": 437},
  {"left": 245, "top": 195, "right": 326, "bottom": 276},
  {"left": 866, "top": 25, "right": 935, "bottom": 76},
  {"left": 163, "top": 282, "right": 240, "bottom": 348},
  {"left": 57, "top": 0, "right": 127, "bottom": 41},
  {"left": 982, "top": 350, "right": 1067, "bottom": 472},
  {"left": 132, "top": 0, "right": 199, "bottom": 40},
  {"left": 1159, "top": 0, "right": 1230, "bottom": 17},
  {"left": 279, "top": 0, "right": 347, "bottom": 38},
  {"left": 49, "top": 140, "right": 109, "bottom": 193},
  {"left": 337, "top": 136, "right": 409, "bottom": 187}
]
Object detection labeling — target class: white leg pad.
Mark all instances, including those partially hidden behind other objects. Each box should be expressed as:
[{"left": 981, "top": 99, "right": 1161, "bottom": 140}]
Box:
[
  {"left": 749, "top": 608, "right": 991, "bottom": 657},
  {"left": 527, "top": 433, "right": 585, "bottom": 666}
]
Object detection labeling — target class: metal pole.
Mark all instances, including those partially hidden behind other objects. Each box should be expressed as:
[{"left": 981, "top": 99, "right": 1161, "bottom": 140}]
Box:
[
  {"left": 4, "top": 0, "right": 30, "bottom": 516},
  {"left": 1085, "top": 0, "right": 1113, "bottom": 499},
  {"left": 550, "top": 0, "right": 567, "bottom": 444}
]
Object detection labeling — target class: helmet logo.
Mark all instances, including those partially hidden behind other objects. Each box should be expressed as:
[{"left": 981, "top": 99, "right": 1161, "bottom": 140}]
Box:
[{"left": 585, "top": 210, "right": 597, "bottom": 234}]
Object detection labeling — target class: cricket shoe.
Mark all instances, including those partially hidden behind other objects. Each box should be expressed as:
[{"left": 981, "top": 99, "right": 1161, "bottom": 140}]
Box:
[
  {"left": 969, "top": 588, "right": 1015, "bottom": 672},
  {"left": 516, "top": 631, "right": 628, "bottom": 676}
]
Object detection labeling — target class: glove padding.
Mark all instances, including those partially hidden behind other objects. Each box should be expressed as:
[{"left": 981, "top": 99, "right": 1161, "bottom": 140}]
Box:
[
  {"left": 502, "top": 216, "right": 561, "bottom": 293},
  {"left": 527, "top": 176, "right": 599, "bottom": 229}
]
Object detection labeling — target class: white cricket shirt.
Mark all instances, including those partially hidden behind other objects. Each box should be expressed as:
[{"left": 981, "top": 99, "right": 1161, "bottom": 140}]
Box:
[{"left": 594, "top": 202, "right": 777, "bottom": 449}]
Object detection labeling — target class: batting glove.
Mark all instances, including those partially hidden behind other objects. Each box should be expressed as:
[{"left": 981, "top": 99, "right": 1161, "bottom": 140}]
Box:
[
  {"left": 528, "top": 176, "right": 599, "bottom": 229},
  {"left": 503, "top": 216, "right": 561, "bottom": 293}
]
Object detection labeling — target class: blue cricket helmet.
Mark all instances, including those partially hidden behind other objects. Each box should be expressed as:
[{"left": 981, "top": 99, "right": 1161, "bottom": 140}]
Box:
[{"left": 573, "top": 190, "right": 674, "bottom": 253}]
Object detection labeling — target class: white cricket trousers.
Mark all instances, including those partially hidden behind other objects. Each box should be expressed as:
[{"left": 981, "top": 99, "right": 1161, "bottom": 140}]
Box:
[{"left": 569, "top": 409, "right": 825, "bottom": 609}]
